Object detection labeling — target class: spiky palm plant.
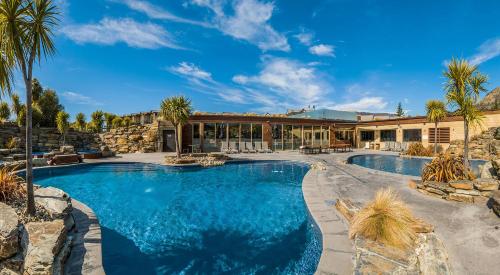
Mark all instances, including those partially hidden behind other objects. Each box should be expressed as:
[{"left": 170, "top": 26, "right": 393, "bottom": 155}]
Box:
[
  {"left": 444, "top": 58, "right": 487, "bottom": 169},
  {"left": 160, "top": 96, "right": 192, "bottom": 158},
  {"left": 0, "top": 0, "right": 59, "bottom": 215},
  {"left": 0, "top": 102, "right": 10, "bottom": 122},
  {"left": 9, "top": 93, "right": 22, "bottom": 118},
  {"left": 75, "top": 112, "right": 86, "bottom": 131},
  {"left": 425, "top": 100, "right": 447, "bottom": 154}
]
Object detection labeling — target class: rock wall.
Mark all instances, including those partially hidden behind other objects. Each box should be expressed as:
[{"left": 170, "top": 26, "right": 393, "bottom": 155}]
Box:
[
  {"left": 100, "top": 124, "right": 159, "bottom": 154},
  {"left": 409, "top": 178, "right": 499, "bottom": 203},
  {"left": 0, "top": 123, "right": 101, "bottom": 152},
  {"left": 446, "top": 127, "right": 500, "bottom": 160}
]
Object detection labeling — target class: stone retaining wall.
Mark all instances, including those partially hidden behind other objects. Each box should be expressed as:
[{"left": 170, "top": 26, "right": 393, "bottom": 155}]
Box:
[
  {"left": 447, "top": 127, "right": 500, "bottom": 160},
  {"left": 0, "top": 123, "right": 101, "bottom": 152},
  {"left": 99, "top": 124, "right": 159, "bottom": 154}
]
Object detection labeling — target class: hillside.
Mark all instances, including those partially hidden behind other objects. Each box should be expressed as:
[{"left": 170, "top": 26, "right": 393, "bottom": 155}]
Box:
[{"left": 478, "top": 87, "right": 500, "bottom": 111}]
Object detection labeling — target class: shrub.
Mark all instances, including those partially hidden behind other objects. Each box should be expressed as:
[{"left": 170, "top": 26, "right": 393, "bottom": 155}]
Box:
[
  {"left": 421, "top": 153, "right": 474, "bottom": 182},
  {"left": 404, "top": 142, "right": 433, "bottom": 157},
  {"left": 0, "top": 166, "right": 25, "bottom": 203},
  {"left": 0, "top": 102, "right": 10, "bottom": 122},
  {"left": 349, "top": 188, "right": 416, "bottom": 249},
  {"left": 4, "top": 137, "right": 18, "bottom": 149},
  {"left": 111, "top": 117, "right": 123, "bottom": 128}
]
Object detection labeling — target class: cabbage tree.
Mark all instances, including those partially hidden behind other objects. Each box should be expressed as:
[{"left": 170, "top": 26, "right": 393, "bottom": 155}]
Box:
[{"left": 160, "top": 96, "right": 192, "bottom": 158}]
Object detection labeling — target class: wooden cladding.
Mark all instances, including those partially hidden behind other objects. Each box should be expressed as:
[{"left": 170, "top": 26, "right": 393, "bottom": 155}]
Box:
[{"left": 428, "top": 127, "right": 450, "bottom": 144}]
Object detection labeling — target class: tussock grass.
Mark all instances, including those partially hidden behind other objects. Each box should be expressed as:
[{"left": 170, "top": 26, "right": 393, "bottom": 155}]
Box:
[
  {"left": 421, "top": 153, "right": 474, "bottom": 182},
  {"left": 349, "top": 188, "right": 417, "bottom": 249},
  {"left": 0, "top": 166, "right": 25, "bottom": 203},
  {"left": 404, "top": 142, "right": 433, "bottom": 157}
]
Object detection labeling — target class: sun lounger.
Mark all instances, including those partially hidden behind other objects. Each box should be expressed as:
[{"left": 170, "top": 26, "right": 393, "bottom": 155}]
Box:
[
  {"left": 229, "top": 141, "right": 240, "bottom": 153},
  {"left": 261, "top": 141, "right": 272, "bottom": 153},
  {"left": 245, "top": 142, "right": 257, "bottom": 153},
  {"left": 394, "top": 142, "right": 402, "bottom": 152}
]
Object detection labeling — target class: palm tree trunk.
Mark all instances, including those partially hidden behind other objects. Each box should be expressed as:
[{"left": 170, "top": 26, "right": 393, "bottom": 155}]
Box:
[
  {"left": 463, "top": 119, "right": 469, "bottom": 169},
  {"left": 434, "top": 122, "right": 438, "bottom": 154},
  {"left": 25, "top": 79, "right": 35, "bottom": 215},
  {"left": 174, "top": 125, "right": 180, "bottom": 158}
]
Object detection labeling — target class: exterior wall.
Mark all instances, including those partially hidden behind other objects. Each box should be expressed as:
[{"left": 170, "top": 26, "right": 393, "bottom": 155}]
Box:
[
  {"left": 355, "top": 112, "right": 500, "bottom": 149},
  {"left": 0, "top": 123, "right": 101, "bottom": 152}
]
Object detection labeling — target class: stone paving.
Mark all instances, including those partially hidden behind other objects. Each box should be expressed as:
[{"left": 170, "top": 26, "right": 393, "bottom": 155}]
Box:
[{"left": 80, "top": 150, "right": 500, "bottom": 274}]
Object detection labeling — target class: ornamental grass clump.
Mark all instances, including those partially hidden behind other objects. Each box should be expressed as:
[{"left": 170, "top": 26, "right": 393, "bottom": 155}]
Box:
[
  {"left": 404, "top": 142, "right": 433, "bottom": 157},
  {"left": 0, "top": 166, "right": 25, "bottom": 203},
  {"left": 421, "top": 153, "right": 474, "bottom": 183},
  {"left": 349, "top": 188, "right": 417, "bottom": 249}
]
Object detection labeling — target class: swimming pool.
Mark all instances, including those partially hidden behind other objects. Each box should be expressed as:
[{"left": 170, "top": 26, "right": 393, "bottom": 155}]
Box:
[
  {"left": 33, "top": 162, "right": 321, "bottom": 274},
  {"left": 348, "top": 154, "right": 486, "bottom": 177}
]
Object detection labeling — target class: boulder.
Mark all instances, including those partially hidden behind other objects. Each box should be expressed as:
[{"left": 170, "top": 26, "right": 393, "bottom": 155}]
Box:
[
  {"left": 34, "top": 187, "right": 72, "bottom": 219},
  {"left": 425, "top": 181, "right": 456, "bottom": 193},
  {"left": 473, "top": 178, "right": 500, "bottom": 191},
  {"left": 59, "top": 145, "right": 75, "bottom": 154},
  {"left": 0, "top": 203, "right": 19, "bottom": 260},
  {"left": 448, "top": 193, "right": 475, "bottom": 203},
  {"left": 479, "top": 162, "right": 497, "bottom": 179},
  {"left": 335, "top": 198, "right": 360, "bottom": 222},
  {"left": 415, "top": 233, "right": 452, "bottom": 275},
  {"left": 455, "top": 189, "right": 481, "bottom": 196},
  {"left": 448, "top": 180, "right": 473, "bottom": 190},
  {"left": 22, "top": 220, "right": 67, "bottom": 275},
  {"left": 490, "top": 190, "right": 500, "bottom": 216}
]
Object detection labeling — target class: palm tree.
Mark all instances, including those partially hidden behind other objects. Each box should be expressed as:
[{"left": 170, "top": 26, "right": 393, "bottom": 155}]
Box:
[
  {"left": 160, "top": 96, "right": 192, "bottom": 158},
  {"left": 10, "top": 93, "right": 22, "bottom": 118},
  {"left": 425, "top": 100, "right": 447, "bottom": 154},
  {"left": 56, "top": 110, "right": 69, "bottom": 146},
  {"left": 444, "top": 58, "right": 487, "bottom": 168},
  {"left": 90, "top": 110, "right": 104, "bottom": 133},
  {"left": 75, "top": 112, "right": 86, "bottom": 131},
  {"left": 0, "top": 0, "right": 59, "bottom": 215}
]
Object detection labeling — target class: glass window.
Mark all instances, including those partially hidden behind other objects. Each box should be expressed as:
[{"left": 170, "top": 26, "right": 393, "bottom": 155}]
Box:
[
  {"left": 216, "top": 123, "right": 227, "bottom": 143},
  {"left": 403, "top": 129, "right": 422, "bottom": 142},
  {"left": 313, "top": 126, "right": 322, "bottom": 146},
  {"left": 252, "top": 124, "right": 262, "bottom": 141},
  {"left": 284, "top": 125, "right": 293, "bottom": 150},
  {"left": 303, "top": 126, "right": 312, "bottom": 146},
  {"left": 293, "top": 126, "right": 302, "bottom": 149},
  {"left": 361, "top": 131, "right": 374, "bottom": 141},
  {"left": 193, "top": 123, "right": 200, "bottom": 145},
  {"left": 380, "top": 130, "right": 396, "bottom": 142},
  {"left": 203, "top": 123, "right": 216, "bottom": 151},
  {"left": 272, "top": 124, "right": 283, "bottom": 151},
  {"left": 241, "top": 124, "right": 251, "bottom": 143},
  {"left": 322, "top": 126, "right": 329, "bottom": 147}
]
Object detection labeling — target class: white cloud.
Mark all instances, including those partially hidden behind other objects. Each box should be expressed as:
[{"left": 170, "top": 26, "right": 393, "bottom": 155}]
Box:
[
  {"left": 309, "top": 44, "right": 335, "bottom": 57},
  {"left": 330, "top": 97, "right": 388, "bottom": 112},
  {"left": 61, "top": 18, "right": 181, "bottom": 49},
  {"left": 232, "top": 56, "right": 331, "bottom": 105},
  {"left": 170, "top": 62, "right": 213, "bottom": 81},
  {"left": 62, "top": 92, "right": 102, "bottom": 106},
  {"left": 119, "top": 0, "right": 210, "bottom": 27},
  {"left": 468, "top": 37, "right": 500, "bottom": 65},
  {"left": 294, "top": 29, "right": 314, "bottom": 46}
]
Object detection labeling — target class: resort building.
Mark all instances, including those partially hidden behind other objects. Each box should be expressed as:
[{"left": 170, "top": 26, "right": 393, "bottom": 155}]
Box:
[{"left": 123, "top": 109, "right": 500, "bottom": 153}]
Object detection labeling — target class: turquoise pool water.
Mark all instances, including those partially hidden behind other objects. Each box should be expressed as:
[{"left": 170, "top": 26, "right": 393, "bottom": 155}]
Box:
[
  {"left": 33, "top": 162, "right": 321, "bottom": 274},
  {"left": 348, "top": 154, "right": 486, "bottom": 176}
]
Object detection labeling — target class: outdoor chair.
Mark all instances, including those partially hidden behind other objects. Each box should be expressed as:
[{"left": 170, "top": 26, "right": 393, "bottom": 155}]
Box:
[
  {"left": 229, "top": 142, "right": 239, "bottom": 153},
  {"left": 394, "top": 142, "right": 402, "bottom": 152},
  {"left": 245, "top": 142, "right": 257, "bottom": 153},
  {"left": 261, "top": 141, "right": 272, "bottom": 153},
  {"left": 221, "top": 142, "right": 232, "bottom": 154},
  {"left": 254, "top": 141, "right": 263, "bottom": 153}
]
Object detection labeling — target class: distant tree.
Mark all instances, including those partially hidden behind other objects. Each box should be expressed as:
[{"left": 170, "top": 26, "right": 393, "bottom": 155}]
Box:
[
  {"left": 122, "top": 116, "right": 132, "bottom": 127},
  {"left": 111, "top": 117, "right": 123, "bottom": 128},
  {"left": 91, "top": 110, "right": 105, "bottom": 133},
  {"left": 10, "top": 94, "right": 22, "bottom": 118},
  {"left": 426, "top": 100, "right": 447, "bottom": 154},
  {"left": 160, "top": 96, "right": 192, "bottom": 158},
  {"left": 104, "top": 112, "right": 116, "bottom": 131},
  {"left": 75, "top": 113, "right": 86, "bottom": 131},
  {"left": 17, "top": 104, "right": 42, "bottom": 127},
  {"left": 0, "top": 102, "right": 10, "bottom": 122},
  {"left": 32, "top": 79, "right": 43, "bottom": 102},
  {"left": 38, "top": 89, "right": 63, "bottom": 127},
  {"left": 444, "top": 58, "right": 487, "bottom": 169},
  {"left": 56, "top": 111, "right": 70, "bottom": 146},
  {"left": 396, "top": 102, "right": 404, "bottom": 117}
]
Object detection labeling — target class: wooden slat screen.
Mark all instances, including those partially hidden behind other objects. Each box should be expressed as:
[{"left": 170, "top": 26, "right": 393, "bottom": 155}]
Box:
[{"left": 428, "top": 127, "right": 450, "bottom": 144}]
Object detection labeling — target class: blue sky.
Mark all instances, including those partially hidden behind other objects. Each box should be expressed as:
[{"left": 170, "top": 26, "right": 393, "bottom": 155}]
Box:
[{"left": 12, "top": 0, "right": 500, "bottom": 119}]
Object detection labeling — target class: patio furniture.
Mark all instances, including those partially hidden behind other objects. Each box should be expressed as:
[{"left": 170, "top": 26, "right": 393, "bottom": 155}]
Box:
[
  {"left": 221, "top": 142, "right": 237, "bottom": 154},
  {"left": 330, "top": 142, "right": 352, "bottom": 152},
  {"left": 245, "top": 142, "right": 257, "bottom": 153},
  {"left": 261, "top": 141, "right": 272, "bottom": 153},
  {"left": 300, "top": 146, "right": 322, "bottom": 154},
  {"left": 229, "top": 141, "right": 239, "bottom": 153},
  {"left": 394, "top": 142, "right": 402, "bottom": 152},
  {"left": 402, "top": 142, "right": 409, "bottom": 152}
]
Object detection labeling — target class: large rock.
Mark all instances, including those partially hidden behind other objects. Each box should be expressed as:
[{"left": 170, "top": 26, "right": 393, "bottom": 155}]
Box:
[
  {"left": 415, "top": 233, "right": 452, "bottom": 274},
  {"left": 479, "top": 161, "right": 497, "bottom": 179},
  {"left": 448, "top": 180, "right": 473, "bottom": 190},
  {"left": 448, "top": 193, "right": 475, "bottom": 203},
  {"left": 0, "top": 203, "right": 19, "bottom": 260},
  {"left": 22, "top": 220, "right": 67, "bottom": 275},
  {"left": 34, "top": 187, "right": 72, "bottom": 219},
  {"left": 474, "top": 178, "right": 500, "bottom": 191},
  {"left": 59, "top": 145, "right": 74, "bottom": 154},
  {"left": 490, "top": 190, "right": 500, "bottom": 216}
]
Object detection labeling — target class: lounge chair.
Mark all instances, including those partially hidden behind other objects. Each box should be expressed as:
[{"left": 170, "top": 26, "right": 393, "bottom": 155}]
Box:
[
  {"left": 394, "top": 142, "right": 402, "bottom": 152},
  {"left": 381, "top": 141, "right": 392, "bottom": 151},
  {"left": 245, "top": 142, "right": 257, "bottom": 153},
  {"left": 229, "top": 141, "right": 239, "bottom": 153},
  {"left": 261, "top": 141, "right": 272, "bottom": 153},
  {"left": 402, "top": 142, "right": 409, "bottom": 152},
  {"left": 388, "top": 141, "right": 395, "bottom": 151},
  {"left": 221, "top": 142, "right": 231, "bottom": 154}
]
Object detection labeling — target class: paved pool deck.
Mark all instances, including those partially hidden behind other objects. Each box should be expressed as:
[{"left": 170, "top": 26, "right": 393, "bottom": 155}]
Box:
[{"left": 82, "top": 151, "right": 500, "bottom": 274}]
